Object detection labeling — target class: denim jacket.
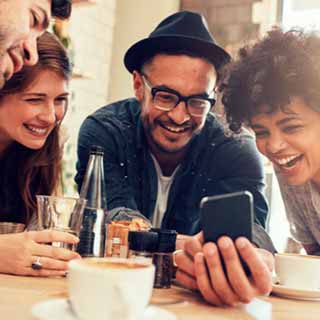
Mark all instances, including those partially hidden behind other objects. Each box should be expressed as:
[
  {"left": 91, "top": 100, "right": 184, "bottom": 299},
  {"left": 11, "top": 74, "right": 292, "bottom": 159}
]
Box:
[{"left": 75, "top": 98, "right": 275, "bottom": 252}]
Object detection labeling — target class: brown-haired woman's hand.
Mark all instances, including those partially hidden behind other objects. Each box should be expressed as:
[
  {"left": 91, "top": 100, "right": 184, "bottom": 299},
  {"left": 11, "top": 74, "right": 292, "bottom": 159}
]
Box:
[{"left": 0, "top": 230, "right": 80, "bottom": 276}]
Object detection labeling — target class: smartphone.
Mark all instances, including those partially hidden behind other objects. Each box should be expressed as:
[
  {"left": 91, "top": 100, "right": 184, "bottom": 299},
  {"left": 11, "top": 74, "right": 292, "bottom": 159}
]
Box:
[{"left": 200, "top": 191, "right": 253, "bottom": 275}]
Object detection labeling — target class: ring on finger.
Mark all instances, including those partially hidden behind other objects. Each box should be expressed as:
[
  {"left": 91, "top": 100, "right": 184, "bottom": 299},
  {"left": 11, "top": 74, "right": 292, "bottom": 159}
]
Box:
[
  {"left": 31, "top": 256, "right": 43, "bottom": 270},
  {"left": 172, "top": 249, "right": 184, "bottom": 267}
]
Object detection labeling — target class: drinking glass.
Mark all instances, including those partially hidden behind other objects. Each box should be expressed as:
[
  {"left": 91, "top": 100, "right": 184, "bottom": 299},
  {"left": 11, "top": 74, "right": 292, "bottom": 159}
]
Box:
[{"left": 36, "top": 195, "right": 87, "bottom": 251}]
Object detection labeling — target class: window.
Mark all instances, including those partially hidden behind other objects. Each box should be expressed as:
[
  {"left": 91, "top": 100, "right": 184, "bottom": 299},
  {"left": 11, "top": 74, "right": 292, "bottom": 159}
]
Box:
[{"left": 281, "top": 0, "right": 320, "bottom": 31}]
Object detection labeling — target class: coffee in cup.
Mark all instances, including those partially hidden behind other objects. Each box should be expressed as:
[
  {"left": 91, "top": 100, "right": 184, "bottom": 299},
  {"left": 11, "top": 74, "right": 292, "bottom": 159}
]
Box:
[
  {"left": 68, "top": 257, "right": 155, "bottom": 320},
  {"left": 275, "top": 253, "right": 320, "bottom": 290}
]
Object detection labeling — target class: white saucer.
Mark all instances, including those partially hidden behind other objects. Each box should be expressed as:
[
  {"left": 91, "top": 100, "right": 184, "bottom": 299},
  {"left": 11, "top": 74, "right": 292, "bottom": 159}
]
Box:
[
  {"left": 272, "top": 278, "right": 320, "bottom": 301},
  {"left": 32, "top": 299, "right": 177, "bottom": 320}
]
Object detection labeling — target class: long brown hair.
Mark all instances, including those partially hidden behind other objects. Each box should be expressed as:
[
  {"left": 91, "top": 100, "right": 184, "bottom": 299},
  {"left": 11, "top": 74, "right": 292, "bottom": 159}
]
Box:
[{"left": 0, "top": 31, "right": 72, "bottom": 225}]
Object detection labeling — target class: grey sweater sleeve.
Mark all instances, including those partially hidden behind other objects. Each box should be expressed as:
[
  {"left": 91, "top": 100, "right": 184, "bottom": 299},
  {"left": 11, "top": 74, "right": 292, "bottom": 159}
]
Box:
[{"left": 252, "top": 223, "right": 277, "bottom": 254}]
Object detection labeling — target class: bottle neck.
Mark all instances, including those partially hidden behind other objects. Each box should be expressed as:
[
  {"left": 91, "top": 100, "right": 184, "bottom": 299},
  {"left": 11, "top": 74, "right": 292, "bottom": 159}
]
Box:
[{"left": 80, "top": 153, "right": 107, "bottom": 209}]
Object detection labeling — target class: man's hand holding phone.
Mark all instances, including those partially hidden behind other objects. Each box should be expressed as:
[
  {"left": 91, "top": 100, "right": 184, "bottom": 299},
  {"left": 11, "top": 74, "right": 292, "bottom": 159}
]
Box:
[{"left": 174, "top": 232, "right": 273, "bottom": 306}]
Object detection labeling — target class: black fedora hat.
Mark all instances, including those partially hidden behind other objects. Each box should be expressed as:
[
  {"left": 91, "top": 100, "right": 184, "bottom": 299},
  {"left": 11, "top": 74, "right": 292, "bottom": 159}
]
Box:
[{"left": 124, "top": 11, "right": 231, "bottom": 73}]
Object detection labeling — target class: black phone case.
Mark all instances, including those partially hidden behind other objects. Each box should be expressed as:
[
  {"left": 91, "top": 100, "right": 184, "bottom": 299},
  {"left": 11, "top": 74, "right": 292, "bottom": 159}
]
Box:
[{"left": 200, "top": 191, "right": 253, "bottom": 276}]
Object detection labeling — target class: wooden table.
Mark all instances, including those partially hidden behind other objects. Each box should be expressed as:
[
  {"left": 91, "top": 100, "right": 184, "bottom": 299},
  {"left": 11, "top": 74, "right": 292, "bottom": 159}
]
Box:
[{"left": 0, "top": 274, "right": 319, "bottom": 320}]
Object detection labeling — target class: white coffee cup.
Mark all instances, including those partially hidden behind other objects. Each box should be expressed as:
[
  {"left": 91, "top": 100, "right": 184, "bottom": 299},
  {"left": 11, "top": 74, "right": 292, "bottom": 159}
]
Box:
[
  {"left": 68, "top": 257, "right": 155, "bottom": 320},
  {"left": 275, "top": 253, "right": 320, "bottom": 290}
]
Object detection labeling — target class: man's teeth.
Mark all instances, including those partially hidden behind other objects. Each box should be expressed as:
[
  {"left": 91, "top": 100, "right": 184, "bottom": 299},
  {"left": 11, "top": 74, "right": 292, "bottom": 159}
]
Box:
[
  {"left": 25, "top": 125, "right": 47, "bottom": 134},
  {"left": 163, "top": 124, "right": 187, "bottom": 133},
  {"left": 276, "top": 155, "right": 300, "bottom": 166}
]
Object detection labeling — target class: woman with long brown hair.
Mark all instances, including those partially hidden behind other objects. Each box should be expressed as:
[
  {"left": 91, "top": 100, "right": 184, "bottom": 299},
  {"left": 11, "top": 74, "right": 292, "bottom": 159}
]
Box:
[{"left": 0, "top": 31, "right": 80, "bottom": 276}]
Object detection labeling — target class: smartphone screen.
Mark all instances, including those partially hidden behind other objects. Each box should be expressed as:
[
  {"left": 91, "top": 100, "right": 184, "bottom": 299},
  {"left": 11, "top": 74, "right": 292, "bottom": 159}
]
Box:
[{"left": 200, "top": 191, "right": 253, "bottom": 275}]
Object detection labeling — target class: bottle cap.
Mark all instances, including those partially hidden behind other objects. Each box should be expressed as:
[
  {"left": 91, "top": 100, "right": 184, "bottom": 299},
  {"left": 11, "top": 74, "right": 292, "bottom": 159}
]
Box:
[
  {"left": 90, "top": 145, "right": 104, "bottom": 155},
  {"left": 151, "top": 228, "right": 177, "bottom": 253},
  {"left": 128, "top": 231, "right": 158, "bottom": 252}
]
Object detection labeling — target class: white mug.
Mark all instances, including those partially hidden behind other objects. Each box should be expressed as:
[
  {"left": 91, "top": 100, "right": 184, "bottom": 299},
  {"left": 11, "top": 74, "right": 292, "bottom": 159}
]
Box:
[
  {"left": 275, "top": 253, "right": 320, "bottom": 290},
  {"left": 68, "top": 257, "right": 155, "bottom": 320}
]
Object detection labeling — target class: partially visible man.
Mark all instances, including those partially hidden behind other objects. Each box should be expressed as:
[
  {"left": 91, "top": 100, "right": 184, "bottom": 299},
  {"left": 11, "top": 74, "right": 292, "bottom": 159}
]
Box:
[
  {"left": 75, "top": 11, "right": 275, "bottom": 305},
  {"left": 0, "top": 0, "right": 71, "bottom": 88}
]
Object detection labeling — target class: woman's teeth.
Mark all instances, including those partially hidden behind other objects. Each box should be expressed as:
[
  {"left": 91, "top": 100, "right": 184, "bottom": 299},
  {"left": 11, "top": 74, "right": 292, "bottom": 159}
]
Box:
[
  {"left": 24, "top": 124, "right": 47, "bottom": 135},
  {"left": 276, "top": 155, "right": 302, "bottom": 168}
]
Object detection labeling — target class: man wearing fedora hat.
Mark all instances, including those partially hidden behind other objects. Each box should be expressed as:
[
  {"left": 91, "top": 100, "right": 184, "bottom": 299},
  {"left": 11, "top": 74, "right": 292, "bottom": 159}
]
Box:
[{"left": 76, "top": 11, "right": 275, "bottom": 305}]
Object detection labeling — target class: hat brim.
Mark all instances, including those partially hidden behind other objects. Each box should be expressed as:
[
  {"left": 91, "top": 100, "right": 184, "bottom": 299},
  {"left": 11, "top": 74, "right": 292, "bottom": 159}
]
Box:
[{"left": 124, "top": 36, "right": 231, "bottom": 73}]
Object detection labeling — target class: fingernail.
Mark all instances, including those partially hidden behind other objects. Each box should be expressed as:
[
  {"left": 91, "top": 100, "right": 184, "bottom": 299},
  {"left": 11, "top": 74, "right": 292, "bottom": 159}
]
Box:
[
  {"left": 236, "top": 238, "right": 247, "bottom": 249},
  {"left": 219, "top": 237, "right": 231, "bottom": 249},
  {"left": 207, "top": 246, "right": 216, "bottom": 257}
]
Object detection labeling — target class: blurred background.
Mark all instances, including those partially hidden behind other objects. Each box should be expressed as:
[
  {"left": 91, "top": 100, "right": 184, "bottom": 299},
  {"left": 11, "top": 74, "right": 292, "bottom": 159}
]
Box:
[{"left": 57, "top": 0, "right": 320, "bottom": 252}]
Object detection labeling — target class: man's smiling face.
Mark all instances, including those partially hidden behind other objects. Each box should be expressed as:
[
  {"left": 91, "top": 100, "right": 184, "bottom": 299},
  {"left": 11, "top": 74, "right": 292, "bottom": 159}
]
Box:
[{"left": 134, "top": 54, "right": 217, "bottom": 157}]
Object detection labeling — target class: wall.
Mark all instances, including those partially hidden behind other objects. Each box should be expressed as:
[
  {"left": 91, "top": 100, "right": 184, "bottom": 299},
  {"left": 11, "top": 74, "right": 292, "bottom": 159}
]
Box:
[
  {"left": 252, "top": 0, "right": 279, "bottom": 36},
  {"left": 62, "top": 0, "right": 117, "bottom": 195},
  {"left": 108, "top": 0, "right": 180, "bottom": 103},
  {"left": 181, "top": 0, "right": 280, "bottom": 57}
]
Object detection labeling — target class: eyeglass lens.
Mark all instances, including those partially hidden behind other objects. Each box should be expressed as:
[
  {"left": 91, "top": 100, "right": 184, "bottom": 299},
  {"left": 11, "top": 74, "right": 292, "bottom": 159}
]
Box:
[{"left": 153, "top": 91, "right": 211, "bottom": 116}]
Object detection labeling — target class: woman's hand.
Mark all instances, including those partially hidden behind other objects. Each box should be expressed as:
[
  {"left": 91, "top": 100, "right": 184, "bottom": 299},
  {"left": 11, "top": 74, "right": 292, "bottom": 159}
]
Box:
[{"left": 0, "top": 230, "right": 80, "bottom": 276}]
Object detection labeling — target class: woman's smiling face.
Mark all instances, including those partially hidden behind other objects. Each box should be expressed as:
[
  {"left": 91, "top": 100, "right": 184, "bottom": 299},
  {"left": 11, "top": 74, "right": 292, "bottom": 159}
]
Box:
[
  {"left": 0, "top": 69, "right": 68, "bottom": 153},
  {"left": 251, "top": 96, "right": 320, "bottom": 186}
]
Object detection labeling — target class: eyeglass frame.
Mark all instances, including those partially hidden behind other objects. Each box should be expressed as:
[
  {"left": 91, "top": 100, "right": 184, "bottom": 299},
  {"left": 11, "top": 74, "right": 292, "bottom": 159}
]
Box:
[{"left": 140, "top": 73, "right": 216, "bottom": 117}]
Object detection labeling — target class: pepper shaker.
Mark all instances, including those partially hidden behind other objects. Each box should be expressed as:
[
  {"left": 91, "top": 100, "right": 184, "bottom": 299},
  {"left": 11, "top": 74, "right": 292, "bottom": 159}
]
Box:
[
  {"left": 128, "top": 230, "right": 158, "bottom": 260},
  {"left": 151, "top": 228, "right": 177, "bottom": 289}
]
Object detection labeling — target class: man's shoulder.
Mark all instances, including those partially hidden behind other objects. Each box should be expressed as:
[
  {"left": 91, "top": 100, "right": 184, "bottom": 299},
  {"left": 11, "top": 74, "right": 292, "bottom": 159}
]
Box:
[
  {"left": 78, "top": 98, "right": 141, "bottom": 141},
  {"left": 203, "top": 114, "right": 256, "bottom": 153},
  {"left": 197, "top": 116, "right": 263, "bottom": 176}
]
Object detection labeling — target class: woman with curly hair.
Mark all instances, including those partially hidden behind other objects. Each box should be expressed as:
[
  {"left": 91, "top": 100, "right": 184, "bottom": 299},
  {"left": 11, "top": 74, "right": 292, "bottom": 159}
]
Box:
[
  {"left": 0, "top": 31, "right": 80, "bottom": 276},
  {"left": 221, "top": 28, "right": 320, "bottom": 255}
]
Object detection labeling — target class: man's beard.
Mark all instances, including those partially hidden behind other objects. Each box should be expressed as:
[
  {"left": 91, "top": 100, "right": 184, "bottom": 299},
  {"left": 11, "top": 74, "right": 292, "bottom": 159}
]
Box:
[{"left": 141, "top": 113, "right": 200, "bottom": 155}]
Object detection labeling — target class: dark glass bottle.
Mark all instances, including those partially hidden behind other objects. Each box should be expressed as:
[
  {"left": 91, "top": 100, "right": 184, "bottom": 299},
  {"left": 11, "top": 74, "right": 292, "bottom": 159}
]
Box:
[{"left": 77, "top": 145, "right": 107, "bottom": 257}]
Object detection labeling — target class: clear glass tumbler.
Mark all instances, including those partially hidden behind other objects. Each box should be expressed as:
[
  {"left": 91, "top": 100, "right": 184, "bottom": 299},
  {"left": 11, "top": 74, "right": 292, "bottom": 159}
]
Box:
[{"left": 36, "top": 195, "right": 87, "bottom": 251}]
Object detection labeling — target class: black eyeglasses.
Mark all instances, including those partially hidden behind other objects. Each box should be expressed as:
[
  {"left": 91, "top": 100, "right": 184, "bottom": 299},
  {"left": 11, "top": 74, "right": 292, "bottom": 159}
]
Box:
[{"left": 141, "top": 73, "right": 216, "bottom": 117}]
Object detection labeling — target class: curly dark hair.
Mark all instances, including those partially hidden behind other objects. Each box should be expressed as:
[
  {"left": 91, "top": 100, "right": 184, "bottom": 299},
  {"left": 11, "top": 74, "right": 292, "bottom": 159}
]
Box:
[
  {"left": 220, "top": 28, "right": 320, "bottom": 133},
  {"left": 52, "top": 0, "right": 72, "bottom": 19}
]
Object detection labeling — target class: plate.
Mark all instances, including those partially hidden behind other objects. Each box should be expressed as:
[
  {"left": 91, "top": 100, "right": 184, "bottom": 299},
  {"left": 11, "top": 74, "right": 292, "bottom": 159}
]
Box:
[
  {"left": 32, "top": 299, "right": 177, "bottom": 320},
  {"left": 272, "top": 278, "right": 320, "bottom": 301}
]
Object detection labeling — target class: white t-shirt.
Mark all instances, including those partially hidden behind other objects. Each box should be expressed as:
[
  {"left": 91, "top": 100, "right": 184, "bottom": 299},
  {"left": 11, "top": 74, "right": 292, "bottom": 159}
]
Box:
[{"left": 150, "top": 154, "right": 180, "bottom": 228}]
